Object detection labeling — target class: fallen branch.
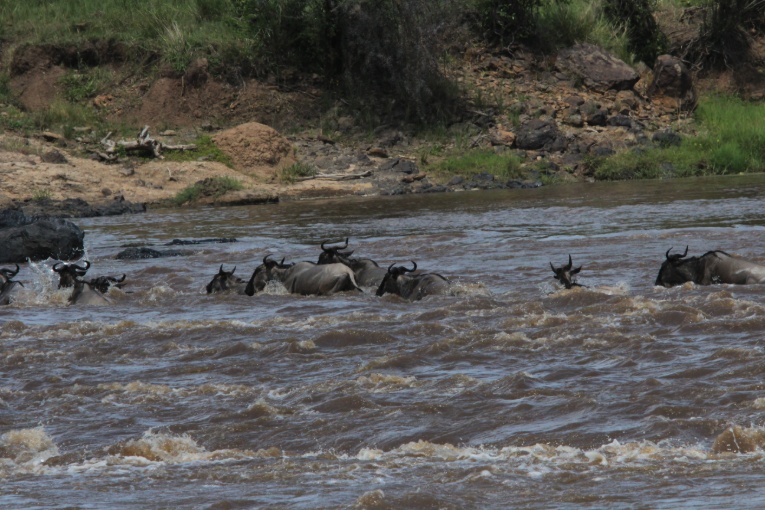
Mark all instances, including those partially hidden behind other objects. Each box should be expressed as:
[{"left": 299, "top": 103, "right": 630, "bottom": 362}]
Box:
[
  {"left": 99, "top": 126, "right": 197, "bottom": 160},
  {"left": 297, "top": 170, "right": 372, "bottom": 182}
]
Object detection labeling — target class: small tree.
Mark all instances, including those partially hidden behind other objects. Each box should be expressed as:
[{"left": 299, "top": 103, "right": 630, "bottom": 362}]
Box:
[
  {"left": 603, "top": 0, "right": 666, "bottom": 65},
  {"left": 685, "top": 0, "right": 765, "bottom": 69}
]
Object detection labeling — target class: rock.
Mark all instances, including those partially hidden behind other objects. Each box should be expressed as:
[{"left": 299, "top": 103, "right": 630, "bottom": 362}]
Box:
[
  {"left": 515, "top": 119, "right": 562, "bottom": 150},
  {"left": 0, "top": 217, "right": 84, "bottom": 263},
  {"left": 213, "top": 122, "right": 295, "bottom": 180},
  {"left": 607, "top": 115, "right": 633, "bottom": 128},
  {"left": 647, "top": 55, "right": 697, "bottom": 112},
  {"left": 183, "top": 58, "right": 209, "bottom": 88},
  {"left": 652, "top": 129, "right": 682, "bottom": 147},
  {"left": 378, "top": 158, "right": 417, "bottom": 174},
  {"left": 490, "top": 128, "right": 516, "bottom": 146},
  {"left": 557, "top": 43, "right": 639, "bottom": 92},
  {"left": 367, "top": 147, "right": 389, "bottom": 158},
  {"left": 115, "top": 247, "right": 188, "bottom": 260},
  {"left": 40, "top": 149, "right": 69, "bottom": 164}
]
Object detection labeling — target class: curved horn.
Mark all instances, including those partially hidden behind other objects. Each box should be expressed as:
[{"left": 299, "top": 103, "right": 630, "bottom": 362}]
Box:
[
  {"left": 565, "top": 254, "right": 573, "bottom": 270},
  {"left": 8, "top": 264, "right": 20, "bottom": 277},
  {"left": 75, "top": 260, "right": 91, "bottom": 271},
  {"left": 263, "top": 255, "right": 272, "bottom": 265},
  {"left": 321, "top": 237, "right": 349, "bottom": 251},
  {"left": 404, "top": 261, "right": 417, "bottom": 273},
  {"left": 681, "top": 245, "right": 688, "bottom": 257},
  {"left": 219, "top": 264, "right": 226, "bottom": 274},
  {"left": 550, "top": 262, "right": 556, "bottom": 273},
  {"left": 114, "top": 274, "right": 127, "bottom": 283},
  {"left": 231, "top": 266, "right": 236, "bottom": 274},
  {"left": 387, "top": 262, "right": 396, "bottom": 273},
  {"left": 665, "top": 247, "right": 673, "bottom": 260},
  {"left": 52, "top": 262, "right": 64, "bottom": 273}
]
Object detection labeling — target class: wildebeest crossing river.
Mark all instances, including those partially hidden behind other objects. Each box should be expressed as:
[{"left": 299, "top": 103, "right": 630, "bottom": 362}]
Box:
[{"left": 3, "top": 175, "right": 765, "bottom": 508}]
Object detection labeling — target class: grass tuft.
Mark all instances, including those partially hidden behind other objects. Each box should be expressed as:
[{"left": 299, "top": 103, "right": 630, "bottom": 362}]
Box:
[
  {"left": 278, "top": 162, "right": 318, "bottom": 184},
  {"left": 428, "top": 149, "right": 525, "bottom": 182},
  {"left": 172, "top": 176, "right": 243, "bottom": 205}
]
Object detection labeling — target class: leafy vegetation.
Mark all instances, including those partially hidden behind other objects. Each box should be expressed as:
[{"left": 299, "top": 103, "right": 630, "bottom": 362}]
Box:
[
  {"left": 279, "top": 163, "right": 318, "bottom": 184},
  {"left": 172, "top": 176, "right": 243, "bottom": 205},
  {"left": 595, "top": 95, "right": 765, "bottom": 180},
  {"left": 427, "top": 150, "right": 524, "bottom": 182},
  {"left": 162, "top": 136, "right": 233, "bottom": 166}
]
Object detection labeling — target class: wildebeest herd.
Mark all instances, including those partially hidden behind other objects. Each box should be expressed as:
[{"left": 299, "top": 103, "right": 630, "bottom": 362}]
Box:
[{"left": 2, "top": 240, "right": 765, "bottom": 306}]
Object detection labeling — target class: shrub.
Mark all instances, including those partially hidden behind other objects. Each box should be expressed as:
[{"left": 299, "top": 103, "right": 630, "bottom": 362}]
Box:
[
  {"left": 173, "top": 176, "right": 243, "bottom": 205},
  {"left": 602, "top": 0, "right": 667, "bottom": 65},
  {"left": 475, "top": 0, "right": 544, "bottom": 46},
  {"left": 279, "top": 162, "right": 317, "bottom": 184},
  {"left": 429, "top": 149, "right": 524, "bottom": 181},
  {"left": 235, "top": 0, "right": 463, "bottom": 123},
  {"left": 684, "top": 0, "right": 765, "bottom": 69}
]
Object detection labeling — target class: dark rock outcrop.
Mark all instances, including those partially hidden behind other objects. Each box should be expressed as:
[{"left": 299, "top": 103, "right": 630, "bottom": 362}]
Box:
[
  {"left": 648, "top": 55, "right": 697, "bottom": 112},
  {"left": 515, "top": 119, "right": 564, "bottom": 151},
  {"left": 557, "top": 43, "right": 639, "bottom": 92},
  {"left": 115, "top": 247, "right": 189, "bottom": 260},
  {"left": 0, "top": 217, "right": 84, "bottom": 263}
]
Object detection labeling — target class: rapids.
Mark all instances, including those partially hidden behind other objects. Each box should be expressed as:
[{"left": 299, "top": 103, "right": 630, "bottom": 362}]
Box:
[{"left": 3, "top": 175, "right": 765, "bottom": 508}]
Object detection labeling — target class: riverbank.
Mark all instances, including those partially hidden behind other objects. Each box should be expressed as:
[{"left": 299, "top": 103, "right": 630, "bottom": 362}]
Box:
[{"left": 2, "top": 3, "right": 765, "bottom": 216}]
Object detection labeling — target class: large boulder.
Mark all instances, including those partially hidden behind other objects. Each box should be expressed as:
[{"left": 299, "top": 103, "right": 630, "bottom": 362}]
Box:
[
  {"left": 647, "top": 55, "right": 697, "bottom": 112},
  {"left": 557, "top": 43, "right": 639, "bottom": 92},
  {"left": 213, "top": 122, "right": 296, "bottom": 180},
  {"left": 515, "top": 119, "right": 566, "bottom": 151},
  {"left": 0, "top": 218, "right": 84, "bottom": 263}
]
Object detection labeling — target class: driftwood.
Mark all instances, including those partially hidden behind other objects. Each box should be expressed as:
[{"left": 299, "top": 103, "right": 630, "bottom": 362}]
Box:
[
  {"left": 99, "top": 126, "right": 197, "bottom": 161},
  {"left": 297, "top": 170, "right": 372, "bottom": 182},
  {"left": 402, "top": 173, "right": 426, "bottom": 183}
]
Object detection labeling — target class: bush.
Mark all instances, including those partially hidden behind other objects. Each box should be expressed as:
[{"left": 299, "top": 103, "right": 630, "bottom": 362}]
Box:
[
  {"left": 684, "top": 0, "right": 765, "bottom": 69},
  {"left": 173, "top": 176, "right": 243, "bottom": 205},
  {"left": 602, "top": 0, "right": 666, "bottom": 65},
  {"left": 475, "top": 0, "right": 544, "bottom": 46},
  {"left": 279, "top": 162, "right": 317, "bottom": 184},
  {"left": 235, "top": 0, "right": 463, "bottom": 123}
]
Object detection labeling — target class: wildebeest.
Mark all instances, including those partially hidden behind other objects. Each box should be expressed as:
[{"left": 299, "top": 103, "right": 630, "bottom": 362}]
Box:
[
  {"left": 206, "top": 264, "right": 246, "bottom": 294},
  {"left": 317, "top": 238, "right": 388, "bottom": 287},
  {"left": 69, "top": 280, "right": 112, "bottom": 305},
  {"left": 88, "top": 274, "right": 127, "bottom": 294},
  {"left": 0, "top": 264, "right": 23, "bottom": 305},
  {"left": 375, "top": 261, "right": 450, "bottom": 301},
  {"left": 655, "top": 246, "right": 765, "bottom": 287},
  {"left": 52, "top": 260, "right": 91, "bottom": 288},
  {"left": 245, "top": 255, "right": 361, "bottom": 296},
  {"left": 550, "top": 255, "right": 583, "bottom": 289}
]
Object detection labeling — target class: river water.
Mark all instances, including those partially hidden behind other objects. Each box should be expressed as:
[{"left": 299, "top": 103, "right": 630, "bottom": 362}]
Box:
[{"left": 3, "top": 175, "right": 765, "bottom": 509}]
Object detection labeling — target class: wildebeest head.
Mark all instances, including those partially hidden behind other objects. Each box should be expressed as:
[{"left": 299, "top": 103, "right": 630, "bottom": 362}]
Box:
[
  {"left": 245, "top": 255, "right": 287, "bottom": 296},
  {"left": 317, "top": 237, "right": 354, "bottom": 265},
  {"left": 52, "top": 260, "right": 91, "bottom": 288},
  {"left": 88, "top": 274, "right": 127, "bottom": 294},
  {"left": 206, "top": 264, "right": 243, "bottom": 294},
  {"left": 655, "top": 246, "right": 694, "bottom": 287},
  {"left": 0, "top": 264, "right": 23, "bottom": 305},
  {"left": 0, "top": 264, "right": 22, "bottom": 290},
  {"left": 550, "top": 254, "right": 583, "bottom": 289},
  {"left": 376, "top": 261, "right": 417, "bottom": 297}
]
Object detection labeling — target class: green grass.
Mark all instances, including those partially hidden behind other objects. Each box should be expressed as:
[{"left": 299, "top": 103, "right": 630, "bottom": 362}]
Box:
[
  {"left": 278, "top": 162, "right": 318, "bottom": 184},
  {"left": 60, "top": 68, "right": 113, "bottom": 102},
  {"left": 0, "top": 0, "right": 256, "bottom": 73},
  {"left": 427, "top": 149, "right": 524, "bottom": 182},
  {"left": 162, "top": 135, "right": 233, "bottom": 166},
  {"left": 535, "top": 0, "right": 632, "bottom": 63},
  {"left": 172, "top": 176, "right": 243, "bottom": 205},
  {"left": 595, "top": 95, "right": 765, "bottom": 180}
]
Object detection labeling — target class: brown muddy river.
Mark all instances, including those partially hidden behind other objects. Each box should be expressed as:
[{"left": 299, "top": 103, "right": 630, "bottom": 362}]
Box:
[{"left": 3, "top": 175, "right": 765, "bottom": 509}]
